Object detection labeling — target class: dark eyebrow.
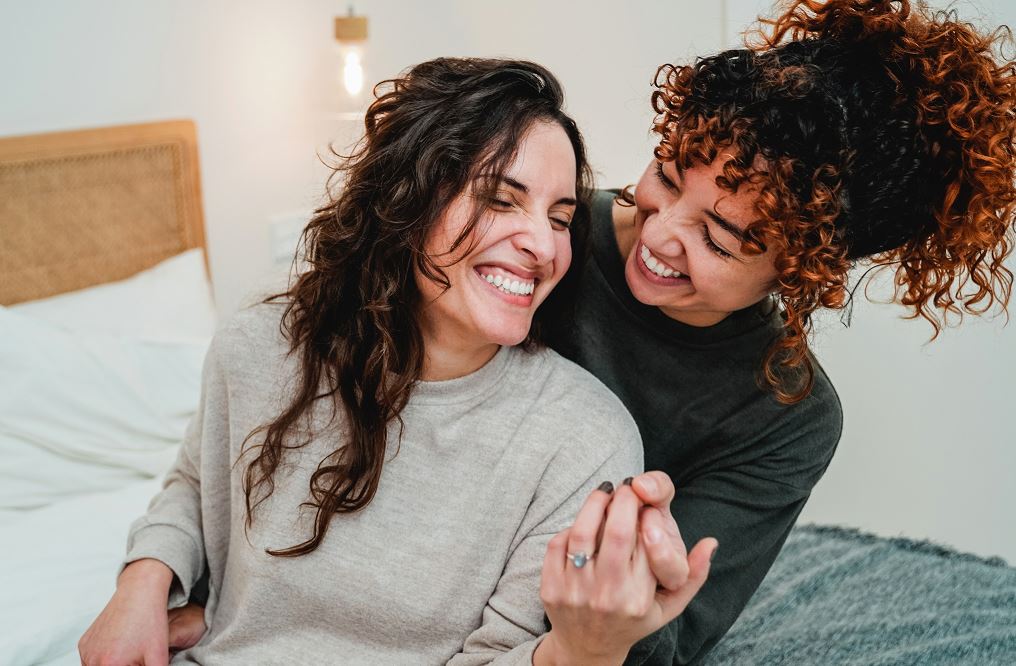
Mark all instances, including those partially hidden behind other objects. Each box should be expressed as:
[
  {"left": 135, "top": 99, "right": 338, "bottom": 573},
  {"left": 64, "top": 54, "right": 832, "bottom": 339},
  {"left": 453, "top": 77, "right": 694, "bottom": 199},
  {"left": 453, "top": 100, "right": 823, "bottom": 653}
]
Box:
[
  {"left": 502, "top": 176, "right": 528, "bottom": 194},
  {"left": 502, "top": 176, "right": 576, "bottom": 207},
  {"left": 705, "top": 208, "right": 746, "bottom": 243}
]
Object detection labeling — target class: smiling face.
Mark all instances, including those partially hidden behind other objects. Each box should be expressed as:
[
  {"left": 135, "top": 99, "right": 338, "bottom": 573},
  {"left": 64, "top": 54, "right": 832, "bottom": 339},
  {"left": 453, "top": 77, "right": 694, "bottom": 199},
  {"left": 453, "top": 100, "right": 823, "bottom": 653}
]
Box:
[
  {"left": 415, "top": 120, "right": 578, "bottom": 352},
  {"left": 623, "top": 156, "right": 780, "bottom": 326}
]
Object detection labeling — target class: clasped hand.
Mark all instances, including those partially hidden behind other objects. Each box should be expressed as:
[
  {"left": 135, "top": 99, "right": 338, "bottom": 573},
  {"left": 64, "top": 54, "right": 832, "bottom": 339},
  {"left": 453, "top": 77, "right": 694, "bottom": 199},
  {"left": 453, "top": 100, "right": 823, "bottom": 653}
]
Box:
[{"left": 536, "top": 472, "right": 718, "bottom": 666}]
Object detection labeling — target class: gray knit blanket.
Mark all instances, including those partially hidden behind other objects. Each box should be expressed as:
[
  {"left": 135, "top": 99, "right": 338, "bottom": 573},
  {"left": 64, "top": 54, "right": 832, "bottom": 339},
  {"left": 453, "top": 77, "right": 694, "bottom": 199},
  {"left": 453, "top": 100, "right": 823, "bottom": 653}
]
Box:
[{"left": 703, "top": 525, "right": 1016, "bottom": 665}]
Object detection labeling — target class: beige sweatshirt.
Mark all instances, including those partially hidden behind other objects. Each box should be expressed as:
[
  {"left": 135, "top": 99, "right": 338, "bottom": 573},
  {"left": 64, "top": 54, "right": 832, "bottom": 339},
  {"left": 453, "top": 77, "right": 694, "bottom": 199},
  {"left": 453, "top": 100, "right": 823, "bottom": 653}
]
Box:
[{"left": 122, "top": 301, "right": 643, "bottom": 665}]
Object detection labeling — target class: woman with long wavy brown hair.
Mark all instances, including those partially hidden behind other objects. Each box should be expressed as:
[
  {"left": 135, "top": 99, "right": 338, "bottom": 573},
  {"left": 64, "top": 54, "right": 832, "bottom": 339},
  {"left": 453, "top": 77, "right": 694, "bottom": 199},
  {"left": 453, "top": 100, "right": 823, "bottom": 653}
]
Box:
[{"left": 79, "top": 58, "right": 717, "bottom": 666}]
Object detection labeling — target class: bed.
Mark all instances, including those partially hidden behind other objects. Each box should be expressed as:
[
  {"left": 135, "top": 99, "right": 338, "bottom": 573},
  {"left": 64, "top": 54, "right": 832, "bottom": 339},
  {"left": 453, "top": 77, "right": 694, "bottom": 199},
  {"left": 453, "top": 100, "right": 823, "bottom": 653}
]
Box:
[
  {"left": 0, "top": 120, "right": 217, "bottom": 665},
  {"left": 703, "top": 525, "right": 1016, "bottom": 665},
  {"left": 1, "top": 121, "right": 1013, "bottom": 666}
]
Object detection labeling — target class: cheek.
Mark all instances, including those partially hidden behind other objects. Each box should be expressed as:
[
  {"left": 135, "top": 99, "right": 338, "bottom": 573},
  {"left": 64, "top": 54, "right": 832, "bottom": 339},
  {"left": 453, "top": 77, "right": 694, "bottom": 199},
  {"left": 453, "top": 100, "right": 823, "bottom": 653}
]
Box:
[
  {"left": 743, "top": 253, "right": 780, "bottom": 297},
  {"left": 412, "top": 266, "right": 439, "bottom": 303},
  {"left": 688, "top": 255, "right": 740, "bottom": 292},
  {"left": 701, "top": 260, "right": 777, "bottom": 304},
  {"left": 553, "top": 235, "right": 573, "bottom": 281},
  {"left": 423, "top": 197, "right": 481, "bottom": 266},
  {"left": 633, "top": 164, "right": 658, "bottom": 202}
]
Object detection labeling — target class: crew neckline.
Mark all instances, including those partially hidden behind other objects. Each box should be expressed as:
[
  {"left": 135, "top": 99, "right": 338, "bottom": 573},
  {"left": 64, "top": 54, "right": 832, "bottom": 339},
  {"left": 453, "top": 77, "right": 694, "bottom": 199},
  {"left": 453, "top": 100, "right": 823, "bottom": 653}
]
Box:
[
  {"left": 410, "top": 344, "right": 516, "bottom": 405},
  {"left": 589, "top": 190, "right": 778, "bottom": 346}
]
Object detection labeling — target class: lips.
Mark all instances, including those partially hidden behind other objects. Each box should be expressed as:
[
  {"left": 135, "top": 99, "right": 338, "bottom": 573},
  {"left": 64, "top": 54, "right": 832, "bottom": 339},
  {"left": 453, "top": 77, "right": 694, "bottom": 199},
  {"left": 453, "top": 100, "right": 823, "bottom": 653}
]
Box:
[{"left": 474, "top": 263, "right": 540, "bottom": 281}]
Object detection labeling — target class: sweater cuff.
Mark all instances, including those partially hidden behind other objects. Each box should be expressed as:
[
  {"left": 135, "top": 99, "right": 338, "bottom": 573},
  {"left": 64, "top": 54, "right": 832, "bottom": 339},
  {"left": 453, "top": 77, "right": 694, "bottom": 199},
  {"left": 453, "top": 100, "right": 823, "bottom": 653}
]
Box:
[{"left": 121, "top": 523, "right": 202, "bottom": 609}]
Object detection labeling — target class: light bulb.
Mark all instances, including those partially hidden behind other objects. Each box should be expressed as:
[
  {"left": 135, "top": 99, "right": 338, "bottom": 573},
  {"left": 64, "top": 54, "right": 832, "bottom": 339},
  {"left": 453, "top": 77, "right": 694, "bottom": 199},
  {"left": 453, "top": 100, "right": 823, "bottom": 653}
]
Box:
[{"left": 343, "top": 49, "right": 363, "bottom": 96}]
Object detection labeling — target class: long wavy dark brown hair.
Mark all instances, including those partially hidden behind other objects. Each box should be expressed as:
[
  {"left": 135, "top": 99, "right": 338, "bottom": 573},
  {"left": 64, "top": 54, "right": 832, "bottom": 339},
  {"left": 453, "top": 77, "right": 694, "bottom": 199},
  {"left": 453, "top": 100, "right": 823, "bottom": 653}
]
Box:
[
  {"left": 237, "top": 58, "right": 592, "bottom": 557},
  {"left": 634, "top": 0, "right": 1016, "bottom": 402}
]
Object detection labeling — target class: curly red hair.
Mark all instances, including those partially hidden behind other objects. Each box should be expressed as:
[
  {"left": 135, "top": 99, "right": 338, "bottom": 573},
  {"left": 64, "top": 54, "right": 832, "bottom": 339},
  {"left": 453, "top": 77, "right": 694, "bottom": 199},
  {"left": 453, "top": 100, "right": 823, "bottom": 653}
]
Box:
[{"left": 648, "top": 0, "right": 1016, "bottom": 403}]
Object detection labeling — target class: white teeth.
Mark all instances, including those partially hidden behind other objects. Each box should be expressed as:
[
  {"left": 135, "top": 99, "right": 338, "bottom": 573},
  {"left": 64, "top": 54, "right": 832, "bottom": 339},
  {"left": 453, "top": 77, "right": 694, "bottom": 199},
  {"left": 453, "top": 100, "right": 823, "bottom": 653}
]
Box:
[
  {"left": 478, "top": 271, "right": 536, "bottom": 297},
  {"left": 641, "top": 245, "right": 683, "bottom": 279}
]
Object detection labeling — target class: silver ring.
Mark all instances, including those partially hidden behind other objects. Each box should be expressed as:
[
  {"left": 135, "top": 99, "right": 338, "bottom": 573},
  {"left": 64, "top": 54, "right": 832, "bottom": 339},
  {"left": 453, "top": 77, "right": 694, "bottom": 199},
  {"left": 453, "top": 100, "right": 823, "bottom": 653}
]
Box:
[{"left": 566, "top": 551, "right": 592, "bottom": 569}]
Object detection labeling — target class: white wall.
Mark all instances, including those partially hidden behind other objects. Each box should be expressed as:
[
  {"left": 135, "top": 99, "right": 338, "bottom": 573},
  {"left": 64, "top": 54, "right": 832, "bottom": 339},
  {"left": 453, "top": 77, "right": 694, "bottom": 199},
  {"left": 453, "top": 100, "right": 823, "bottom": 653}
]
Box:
[
  {"left": 0, "top": 0, "right": 724, "bottom": 314},
  {"left": 2, "top": 0, "right": 1013, "bottom": 561},
  {"left": 2, "top": 0, "right": 467, "bottom": 314},
  {"left": 725, "top": 0, "right": 1016, "bottom": 562}
]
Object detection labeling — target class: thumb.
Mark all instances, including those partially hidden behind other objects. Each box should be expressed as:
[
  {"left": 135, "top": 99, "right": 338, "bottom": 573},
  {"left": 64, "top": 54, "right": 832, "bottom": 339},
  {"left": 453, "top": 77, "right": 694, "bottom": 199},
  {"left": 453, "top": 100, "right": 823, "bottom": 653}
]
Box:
[
  {"left": 631, "top": 471, "right": 675, "bottom": 508},
  {"left": 656, "top": 538, "right": 718, "bottom": 622}
]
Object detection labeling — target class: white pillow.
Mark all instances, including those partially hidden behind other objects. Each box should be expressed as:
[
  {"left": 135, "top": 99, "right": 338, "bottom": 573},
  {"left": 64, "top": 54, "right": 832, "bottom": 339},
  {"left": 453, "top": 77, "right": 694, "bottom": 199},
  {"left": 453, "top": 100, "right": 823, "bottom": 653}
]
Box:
[
  {"left": 0, "top": 307, "right": 206, "bottom": 509},
  {"left": 10, "top": 248, "right": 217, "bottom": 342}
]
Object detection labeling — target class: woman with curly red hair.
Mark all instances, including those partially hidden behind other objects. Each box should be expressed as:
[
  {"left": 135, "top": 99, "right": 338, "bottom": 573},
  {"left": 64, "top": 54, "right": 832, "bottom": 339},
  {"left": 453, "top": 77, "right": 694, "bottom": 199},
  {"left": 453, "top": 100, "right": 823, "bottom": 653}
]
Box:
[{"left": 552, "top": 0, "right": 1016, "bottom": 663}]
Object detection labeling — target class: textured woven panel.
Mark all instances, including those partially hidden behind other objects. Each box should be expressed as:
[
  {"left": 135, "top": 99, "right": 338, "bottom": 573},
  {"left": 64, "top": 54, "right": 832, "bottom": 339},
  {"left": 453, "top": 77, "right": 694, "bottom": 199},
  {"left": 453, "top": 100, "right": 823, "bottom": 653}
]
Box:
[{"left": 0, "top": 121, "right": 205, "bottom": 305}]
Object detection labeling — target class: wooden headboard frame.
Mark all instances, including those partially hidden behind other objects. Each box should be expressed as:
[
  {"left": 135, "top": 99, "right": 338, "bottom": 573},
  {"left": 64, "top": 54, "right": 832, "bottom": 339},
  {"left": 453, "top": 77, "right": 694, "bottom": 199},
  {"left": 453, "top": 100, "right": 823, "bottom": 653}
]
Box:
[{"left": 0, "top": 120, "right": 207, "bottom": 305}]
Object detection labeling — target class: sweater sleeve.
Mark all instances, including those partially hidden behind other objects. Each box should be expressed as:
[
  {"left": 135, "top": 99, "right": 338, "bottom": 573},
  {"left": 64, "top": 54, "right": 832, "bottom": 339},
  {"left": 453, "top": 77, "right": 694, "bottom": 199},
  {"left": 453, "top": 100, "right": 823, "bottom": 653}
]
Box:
[
  {"left": 119, "top": 332, "right": 229, "bottom": 609},
  {"left": 448, "top": 421, "right": 644, "bottom": 665},
  {"left": 625, "top": 421, "right": 841, "bottom": 666}
]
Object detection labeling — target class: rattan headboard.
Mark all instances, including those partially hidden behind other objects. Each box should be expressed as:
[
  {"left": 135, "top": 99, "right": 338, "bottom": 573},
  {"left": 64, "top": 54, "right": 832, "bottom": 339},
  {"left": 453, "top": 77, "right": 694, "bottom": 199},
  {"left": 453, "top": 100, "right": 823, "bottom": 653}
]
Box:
[{"left": 0, "top": 120, "right": 207, "bottom": 305}]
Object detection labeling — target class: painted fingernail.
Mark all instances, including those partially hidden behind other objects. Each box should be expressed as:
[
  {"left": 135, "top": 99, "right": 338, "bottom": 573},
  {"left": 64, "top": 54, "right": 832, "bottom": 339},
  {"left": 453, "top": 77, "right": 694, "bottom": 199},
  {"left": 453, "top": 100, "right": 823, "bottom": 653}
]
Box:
[
  {"left": 646, "top": 527, "right": 662, "bottom": 544},
  {"left": 622, "top": 477, "right": 633, "bottom": 486},
  {"left": 710, "top": 543, "right": 719, "bottom": 563},
  {"left": 597, "top": 481, "right": 614, "bottom": 494}
]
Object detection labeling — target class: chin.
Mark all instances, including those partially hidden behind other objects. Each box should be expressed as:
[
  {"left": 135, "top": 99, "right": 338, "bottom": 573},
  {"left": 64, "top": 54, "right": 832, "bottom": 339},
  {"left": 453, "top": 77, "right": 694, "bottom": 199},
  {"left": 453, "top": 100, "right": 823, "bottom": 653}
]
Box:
[
  {"left": 490, "top": 328, "right": 531, "bottom": 347},
  {"left": 477, "top": 317, "right": 533, "bottom": 348}
]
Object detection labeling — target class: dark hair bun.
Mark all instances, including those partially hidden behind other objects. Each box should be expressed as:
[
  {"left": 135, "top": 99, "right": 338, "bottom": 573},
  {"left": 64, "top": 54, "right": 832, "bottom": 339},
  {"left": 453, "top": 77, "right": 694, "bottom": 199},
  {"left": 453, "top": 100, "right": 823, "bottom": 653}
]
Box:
[{"left": 759, "top": 0, "right": 1016, "bottom": 323}]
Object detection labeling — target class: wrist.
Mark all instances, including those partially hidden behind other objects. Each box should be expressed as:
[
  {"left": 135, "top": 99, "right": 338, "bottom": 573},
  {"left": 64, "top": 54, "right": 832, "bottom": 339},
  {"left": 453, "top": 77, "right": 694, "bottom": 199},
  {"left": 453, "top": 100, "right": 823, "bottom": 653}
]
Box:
[
  {"left": 535, "top": 630, "right": 627, "bottom": 666},
  {"left": 118, "top": 558, "right": 174, "bottom": 599}
]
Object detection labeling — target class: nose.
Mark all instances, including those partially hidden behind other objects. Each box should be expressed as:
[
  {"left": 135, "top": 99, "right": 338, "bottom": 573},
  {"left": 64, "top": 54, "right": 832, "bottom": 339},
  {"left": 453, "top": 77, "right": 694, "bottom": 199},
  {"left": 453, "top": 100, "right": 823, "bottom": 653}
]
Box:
[
  {"left": 513, "top": 214, "right": 557, "bottom": 266},
  {"left": 644, "top": 208, "right": 688, "bottom": 258}
]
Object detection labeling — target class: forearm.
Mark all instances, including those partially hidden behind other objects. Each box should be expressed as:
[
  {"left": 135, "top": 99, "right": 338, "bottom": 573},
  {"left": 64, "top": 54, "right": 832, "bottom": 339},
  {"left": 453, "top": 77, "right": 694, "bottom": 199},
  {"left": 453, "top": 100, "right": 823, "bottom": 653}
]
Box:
[{"left": 120, "top": 397, "right": 212, "bottom": 606}]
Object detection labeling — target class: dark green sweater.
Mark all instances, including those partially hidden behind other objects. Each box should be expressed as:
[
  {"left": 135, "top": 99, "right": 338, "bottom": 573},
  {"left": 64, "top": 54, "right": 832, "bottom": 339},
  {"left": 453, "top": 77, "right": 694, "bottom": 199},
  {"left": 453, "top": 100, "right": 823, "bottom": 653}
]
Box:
[{"left": 550, "top": 190, "right": 843, "bottom": 665}]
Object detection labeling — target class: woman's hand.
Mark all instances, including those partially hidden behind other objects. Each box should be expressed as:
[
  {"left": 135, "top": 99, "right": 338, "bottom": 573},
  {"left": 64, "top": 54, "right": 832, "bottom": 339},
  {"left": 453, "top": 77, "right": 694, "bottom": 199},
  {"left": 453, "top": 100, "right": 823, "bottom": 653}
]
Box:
[
  {"left": 630, "top": 471, "right": 715, "bottom": 594},
  {"left": 168, "top": 603, "right": 207, "bottom": 652},
  {"left": 535, "top": 481, "right": 717, "bottom": 666},
  {"left": 78, "top": 558, "right": 174, "bottom": 666}
]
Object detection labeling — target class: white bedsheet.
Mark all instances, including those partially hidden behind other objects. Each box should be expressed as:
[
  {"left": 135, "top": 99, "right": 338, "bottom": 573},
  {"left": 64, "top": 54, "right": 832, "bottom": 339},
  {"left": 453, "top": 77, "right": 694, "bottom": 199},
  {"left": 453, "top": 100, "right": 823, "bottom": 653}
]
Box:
[
  {"left": 0, "top": 249, "right": 216, "bottom": 665},
  {"left": 0, "top": 477, "right": 165, "bottom": 666}
]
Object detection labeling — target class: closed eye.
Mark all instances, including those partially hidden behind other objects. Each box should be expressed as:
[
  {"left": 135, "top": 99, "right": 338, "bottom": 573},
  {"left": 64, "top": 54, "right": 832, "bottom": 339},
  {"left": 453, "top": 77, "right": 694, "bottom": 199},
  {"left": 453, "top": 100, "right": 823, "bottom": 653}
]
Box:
[
  {"left": 701, "top": 226, "right": 733, "bottom": 259},
  {"left": 489, "top": 194, "right": 571, "bottom": 231},
  {"left": 655, "top": 161, "right": 680, "bottom": 193}
]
